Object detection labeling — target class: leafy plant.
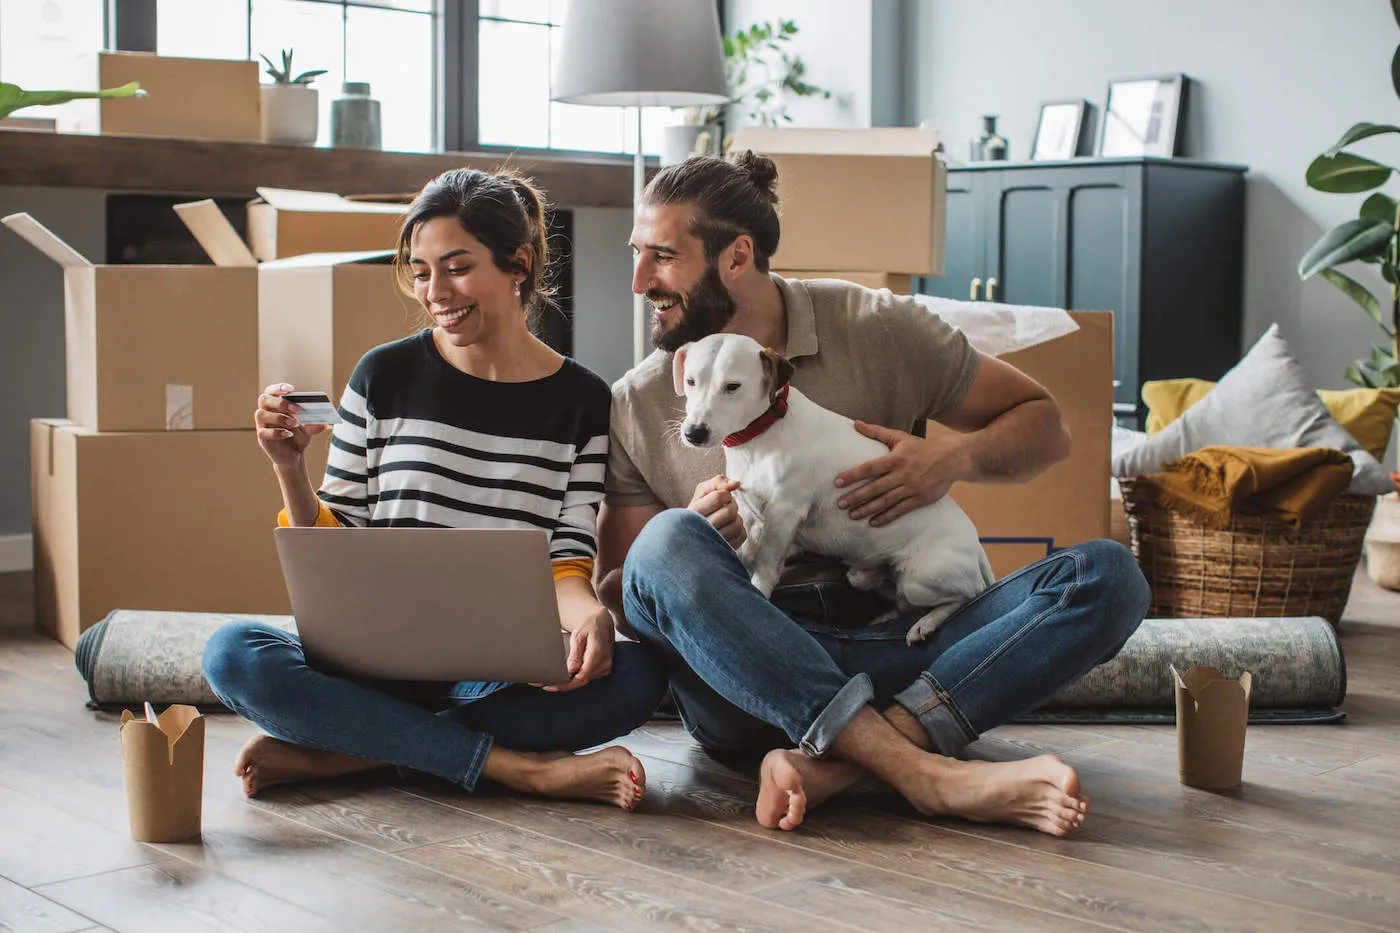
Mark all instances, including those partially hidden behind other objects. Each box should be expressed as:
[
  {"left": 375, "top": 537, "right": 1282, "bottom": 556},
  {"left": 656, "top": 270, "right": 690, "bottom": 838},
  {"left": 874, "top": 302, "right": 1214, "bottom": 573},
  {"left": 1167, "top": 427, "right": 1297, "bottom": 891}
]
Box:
[
  {"left": 1297, "top": 5, "right": 1400, "bottom": 391},
  {"left": 0, "top": 81, "right": 144, "bottom": 121},
  {"left": 260, "top": 49, "right": 326, "bottom": 86},
  {"left": 684, "top": 20, "right": 831, "bottom": 127}
]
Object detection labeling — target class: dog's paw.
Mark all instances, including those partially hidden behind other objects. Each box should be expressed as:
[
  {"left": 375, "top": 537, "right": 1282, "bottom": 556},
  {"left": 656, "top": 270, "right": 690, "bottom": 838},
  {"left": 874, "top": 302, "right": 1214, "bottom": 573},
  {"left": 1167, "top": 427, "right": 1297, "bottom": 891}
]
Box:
[
  {"left": 904, "top": 606, "right": 958, "bottom": 645},
  {"left": 750, "top": 573, "right": 777, "bottom": 599}
]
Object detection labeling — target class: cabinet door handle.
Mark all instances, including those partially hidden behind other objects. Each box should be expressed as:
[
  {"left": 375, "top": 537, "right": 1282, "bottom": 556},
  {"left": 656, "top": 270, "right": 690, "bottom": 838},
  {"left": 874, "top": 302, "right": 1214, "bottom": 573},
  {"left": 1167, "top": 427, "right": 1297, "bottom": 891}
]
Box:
[
  {"left": 970, "top": 277, "right": 983, "bottom": 300},
  {"left": 986, "top": 276, "right": 998, "bottom": 301}
]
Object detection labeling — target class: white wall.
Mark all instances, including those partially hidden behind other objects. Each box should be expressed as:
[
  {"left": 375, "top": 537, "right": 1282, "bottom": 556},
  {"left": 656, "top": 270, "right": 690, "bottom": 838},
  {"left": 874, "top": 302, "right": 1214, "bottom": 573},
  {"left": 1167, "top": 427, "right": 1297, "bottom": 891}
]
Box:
[
  {"left": 570, "top": 207, "right": 637, "bottom": 385},
  {"left": 905, "top": 0, "right": 1400, "bottom": 468},
  {"left": 725, "top": 0, "right": 875, "bottom": 128}
]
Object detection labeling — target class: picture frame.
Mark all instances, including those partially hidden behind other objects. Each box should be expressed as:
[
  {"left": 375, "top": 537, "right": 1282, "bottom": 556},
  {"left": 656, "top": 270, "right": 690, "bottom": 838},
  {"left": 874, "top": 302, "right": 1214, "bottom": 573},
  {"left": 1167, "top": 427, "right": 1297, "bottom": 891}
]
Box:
[
  {"left": 1030, "top": 99, "right": 1090, "bottom": 161},
  {"left": 1098, "top": 74, "right": 1189, "bottom": 158}
]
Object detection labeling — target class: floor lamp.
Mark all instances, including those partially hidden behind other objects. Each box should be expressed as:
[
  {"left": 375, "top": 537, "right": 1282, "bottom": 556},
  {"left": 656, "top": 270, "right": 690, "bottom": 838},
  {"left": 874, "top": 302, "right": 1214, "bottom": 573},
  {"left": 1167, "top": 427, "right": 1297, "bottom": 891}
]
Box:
[{"left": 552, "top": 0, "right": 729, "bottom": 365}]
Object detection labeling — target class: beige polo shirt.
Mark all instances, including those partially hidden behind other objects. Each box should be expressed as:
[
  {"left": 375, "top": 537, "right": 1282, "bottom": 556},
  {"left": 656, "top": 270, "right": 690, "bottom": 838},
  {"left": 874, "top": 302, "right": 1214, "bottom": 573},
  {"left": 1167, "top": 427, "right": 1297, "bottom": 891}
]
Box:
[{"left": 606, "top": 275, "right": 979, "bottom": 536}]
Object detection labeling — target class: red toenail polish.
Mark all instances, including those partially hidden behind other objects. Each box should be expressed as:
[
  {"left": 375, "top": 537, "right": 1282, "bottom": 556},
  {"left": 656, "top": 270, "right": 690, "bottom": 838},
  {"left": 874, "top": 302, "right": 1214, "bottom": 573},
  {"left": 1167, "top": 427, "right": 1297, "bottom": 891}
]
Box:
[{"left": 629, "top": 771, "right": 637, "bottom": 783}]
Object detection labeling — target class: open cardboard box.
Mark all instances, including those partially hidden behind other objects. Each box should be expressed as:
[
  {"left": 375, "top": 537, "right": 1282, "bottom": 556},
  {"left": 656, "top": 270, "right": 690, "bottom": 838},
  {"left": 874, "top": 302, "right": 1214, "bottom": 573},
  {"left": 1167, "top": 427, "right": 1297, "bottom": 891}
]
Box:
[
  {"left": 246, "top": 188, "right": 406, "bottom": 262},
  {"left": 176, "top": 198, "right": 421, "bottom": 403},
  {"left": 730, "top": 127, "right": 946, "bottom": 277},
  {"left": 927, "top": 311, "right": 1114, "bottom": 578},
  {"left": 31, "top": 419, "right": 331, "bottom": 649},
  {"left": 2, "top": 212, "right": 258, "bottom": 432},
  {"left": 70, "top": 52, "right": 260, "bottom": 142}
]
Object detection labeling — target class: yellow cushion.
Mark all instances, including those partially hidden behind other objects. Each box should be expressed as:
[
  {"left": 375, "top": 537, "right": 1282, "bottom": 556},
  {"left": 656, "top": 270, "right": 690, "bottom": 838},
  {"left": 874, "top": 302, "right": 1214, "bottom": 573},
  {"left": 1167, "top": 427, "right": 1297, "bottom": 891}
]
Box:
[{"left": 1143, "top": 378, "right": 1400, "bottom": 461}]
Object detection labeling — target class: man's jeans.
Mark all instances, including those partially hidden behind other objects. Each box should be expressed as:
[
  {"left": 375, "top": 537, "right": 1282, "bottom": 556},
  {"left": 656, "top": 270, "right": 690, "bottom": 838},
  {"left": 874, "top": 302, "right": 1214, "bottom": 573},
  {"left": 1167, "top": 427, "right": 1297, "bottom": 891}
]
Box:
[
  {"left": 623, "top": 509, "right": 1150, "bottom": 758},
  {"left": 202, "top": 623, "right": 667, "bottom": 791}
]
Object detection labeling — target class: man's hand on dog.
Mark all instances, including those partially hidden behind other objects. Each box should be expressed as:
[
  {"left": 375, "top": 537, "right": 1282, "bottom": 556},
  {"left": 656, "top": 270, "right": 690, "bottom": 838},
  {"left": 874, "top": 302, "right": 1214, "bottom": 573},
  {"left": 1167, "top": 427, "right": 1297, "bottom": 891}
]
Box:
[
  {"left": 688, "top": 474, "right": 747, "bottom": 549},
  {"left": 835, "top": 423, "right": 968, "bottom": 526}
]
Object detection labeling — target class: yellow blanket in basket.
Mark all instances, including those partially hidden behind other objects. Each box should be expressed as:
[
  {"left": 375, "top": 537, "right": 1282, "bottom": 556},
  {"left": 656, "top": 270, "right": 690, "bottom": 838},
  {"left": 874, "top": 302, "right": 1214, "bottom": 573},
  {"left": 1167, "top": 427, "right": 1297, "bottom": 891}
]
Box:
[{"left": 1140, "top": 446, "right": 1354, "bottom": 529}]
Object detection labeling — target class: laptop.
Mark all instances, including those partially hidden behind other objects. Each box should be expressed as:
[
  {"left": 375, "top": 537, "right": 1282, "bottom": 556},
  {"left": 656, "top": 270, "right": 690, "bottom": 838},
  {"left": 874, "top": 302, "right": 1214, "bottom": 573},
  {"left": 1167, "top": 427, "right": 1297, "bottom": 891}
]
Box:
[{"left": 274, "top": 526, "right": 572, "bottom": 684}]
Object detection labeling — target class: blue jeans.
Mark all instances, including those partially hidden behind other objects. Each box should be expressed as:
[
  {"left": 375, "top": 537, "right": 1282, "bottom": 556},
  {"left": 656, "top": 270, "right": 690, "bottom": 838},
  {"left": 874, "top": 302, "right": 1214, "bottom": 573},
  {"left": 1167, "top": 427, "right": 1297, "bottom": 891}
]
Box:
[
  {"left": 622, "top": 509, "right": 1149, "bottom": 758},
  {"left": 202, "top": 623, "right": 667, "bottom": 791}
]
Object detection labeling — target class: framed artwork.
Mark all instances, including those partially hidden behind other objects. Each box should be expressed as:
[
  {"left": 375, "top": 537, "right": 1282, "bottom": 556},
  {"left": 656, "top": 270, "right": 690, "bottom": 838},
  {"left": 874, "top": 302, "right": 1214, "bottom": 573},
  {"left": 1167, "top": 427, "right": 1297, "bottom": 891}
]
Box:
[
  {"left": 1030, "top": 99, "right": 1089, "bottom": 160},
  {"left": 1098, "top": 74, "right": 1189, "bottom": 158}
]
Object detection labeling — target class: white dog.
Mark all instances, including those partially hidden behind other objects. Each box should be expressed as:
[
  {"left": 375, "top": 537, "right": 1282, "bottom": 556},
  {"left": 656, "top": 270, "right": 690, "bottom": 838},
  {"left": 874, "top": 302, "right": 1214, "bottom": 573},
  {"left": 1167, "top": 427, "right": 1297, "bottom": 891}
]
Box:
[{"left": 675, "top": 333, "right": 994, "bottom": 645}]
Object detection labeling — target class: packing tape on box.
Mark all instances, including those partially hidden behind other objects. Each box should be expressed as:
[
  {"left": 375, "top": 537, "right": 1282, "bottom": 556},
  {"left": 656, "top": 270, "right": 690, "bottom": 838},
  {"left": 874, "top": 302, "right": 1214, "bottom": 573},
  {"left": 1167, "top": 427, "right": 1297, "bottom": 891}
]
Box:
[{"left": 166, "top": 384, "right": 194, "bottom": 430}]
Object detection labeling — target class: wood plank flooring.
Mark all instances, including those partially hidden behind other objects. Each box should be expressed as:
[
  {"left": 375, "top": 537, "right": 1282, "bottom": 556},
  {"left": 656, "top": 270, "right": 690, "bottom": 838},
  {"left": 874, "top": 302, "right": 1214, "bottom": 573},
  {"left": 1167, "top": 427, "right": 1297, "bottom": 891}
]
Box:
[{"left": 1, "top": 567, "right": 1397, "bottom": 932}]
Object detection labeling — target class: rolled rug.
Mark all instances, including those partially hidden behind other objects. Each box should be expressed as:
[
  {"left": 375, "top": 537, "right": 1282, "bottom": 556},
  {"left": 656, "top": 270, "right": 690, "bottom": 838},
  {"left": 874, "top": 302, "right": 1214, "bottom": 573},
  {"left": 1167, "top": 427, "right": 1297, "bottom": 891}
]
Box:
[
  {"left": 1020, "top": 616, "right": 1345, "bottom": 724},
  {"left": 74, "top": 611, "right": 1346, "bottom": 724}
]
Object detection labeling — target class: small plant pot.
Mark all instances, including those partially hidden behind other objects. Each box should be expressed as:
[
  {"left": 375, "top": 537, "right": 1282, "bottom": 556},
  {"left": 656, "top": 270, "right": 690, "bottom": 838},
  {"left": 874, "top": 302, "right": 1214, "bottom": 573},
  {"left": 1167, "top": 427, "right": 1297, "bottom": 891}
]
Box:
[
  {"left": 260, "top": 84, "right": 318, "bottom": 146},
  {"left": 661, "top": 123, "right": 721, "bottom": 166}
]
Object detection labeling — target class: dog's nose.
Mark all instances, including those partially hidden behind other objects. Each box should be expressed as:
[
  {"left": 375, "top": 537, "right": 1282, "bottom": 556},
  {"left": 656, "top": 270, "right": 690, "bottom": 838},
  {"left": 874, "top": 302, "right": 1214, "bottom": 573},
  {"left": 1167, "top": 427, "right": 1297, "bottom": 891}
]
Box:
[{"left": 683, "top": 423, "right": 710, "bottom": 445}]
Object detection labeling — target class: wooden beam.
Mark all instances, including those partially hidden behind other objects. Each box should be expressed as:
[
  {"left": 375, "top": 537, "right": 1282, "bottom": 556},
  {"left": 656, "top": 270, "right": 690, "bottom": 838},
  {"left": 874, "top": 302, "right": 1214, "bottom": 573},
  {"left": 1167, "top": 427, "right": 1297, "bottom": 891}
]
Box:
[{"left": 0, "top": 130, "right": 636, "bottom": 208}]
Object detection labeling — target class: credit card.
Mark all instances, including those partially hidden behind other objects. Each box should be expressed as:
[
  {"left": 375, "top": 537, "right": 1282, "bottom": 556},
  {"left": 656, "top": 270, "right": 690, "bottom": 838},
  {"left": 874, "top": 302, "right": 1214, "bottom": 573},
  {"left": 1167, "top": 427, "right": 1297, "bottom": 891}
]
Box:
[{"left": 282, "top": 391, "right": 343, "bottom": 426}]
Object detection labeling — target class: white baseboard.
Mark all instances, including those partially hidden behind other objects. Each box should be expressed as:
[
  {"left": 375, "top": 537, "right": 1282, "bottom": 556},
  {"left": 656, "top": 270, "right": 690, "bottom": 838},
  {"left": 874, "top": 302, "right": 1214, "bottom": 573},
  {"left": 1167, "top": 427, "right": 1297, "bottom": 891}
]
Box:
[{"left": 0, "top": 534, "right": 33, "bottom": 573}]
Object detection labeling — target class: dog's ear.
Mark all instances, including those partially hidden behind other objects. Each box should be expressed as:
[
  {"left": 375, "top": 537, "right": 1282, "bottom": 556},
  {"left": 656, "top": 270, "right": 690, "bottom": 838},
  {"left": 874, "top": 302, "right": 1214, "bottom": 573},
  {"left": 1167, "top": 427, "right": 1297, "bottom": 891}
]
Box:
[
  {"left": 672, "top": 343, "right": 690, "bottom": 396},
  {"left": 760, "top": 347, "right": 795, "bottom": 405}
]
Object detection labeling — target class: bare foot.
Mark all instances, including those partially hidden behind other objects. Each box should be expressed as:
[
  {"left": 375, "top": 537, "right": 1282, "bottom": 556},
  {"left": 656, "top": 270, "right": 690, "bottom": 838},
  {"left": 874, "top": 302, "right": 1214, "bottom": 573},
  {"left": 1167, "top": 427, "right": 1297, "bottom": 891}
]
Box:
[
  {"left": 494, "top": 746, "right": 646, "bottom": 811},
  {"left": 234, "top": 734, "right": 386, "bottom": 798},
  {"left": 756, "top": 749, "right": 863, "bottom": 831},
  {"left": 901, "top": 754, "right": 1088, "bottom": 837}
]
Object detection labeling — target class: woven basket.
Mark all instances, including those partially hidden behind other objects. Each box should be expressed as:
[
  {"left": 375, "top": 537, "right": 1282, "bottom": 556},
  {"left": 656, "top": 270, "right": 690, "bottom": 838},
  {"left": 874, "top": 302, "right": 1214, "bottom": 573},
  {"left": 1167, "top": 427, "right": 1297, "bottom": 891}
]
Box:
[{"left": 1119, "top": 479, "right": 1375, "bottom": 626}]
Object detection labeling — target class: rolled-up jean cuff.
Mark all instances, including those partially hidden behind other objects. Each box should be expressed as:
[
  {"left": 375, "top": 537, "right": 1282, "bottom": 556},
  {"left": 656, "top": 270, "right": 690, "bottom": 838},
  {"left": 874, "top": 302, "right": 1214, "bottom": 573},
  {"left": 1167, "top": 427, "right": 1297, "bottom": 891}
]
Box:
[
  {"left": 798, "top": 673, "right": 874, "bottom": 758},
  {"left": 895, "top": 672, "right": 977, "bottom": 757}
]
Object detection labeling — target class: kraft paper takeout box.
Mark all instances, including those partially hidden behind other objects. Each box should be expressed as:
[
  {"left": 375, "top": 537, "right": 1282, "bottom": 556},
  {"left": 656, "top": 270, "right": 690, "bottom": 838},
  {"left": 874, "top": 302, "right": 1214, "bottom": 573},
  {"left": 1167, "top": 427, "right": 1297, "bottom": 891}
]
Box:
[
  {"left": 175, "top": 198, "right": 419, "bottom": 402},
  {"left": 927, "top": 311, "right": 1113, "bottom": 578},
  {"left": 730, "top": 127, "right": 946, "bottom": 276},
  {"left": 31, "top": 419, "right": 331, "bottom": 648},
  {"left": 120, "top": 704, "right": 205, "bottom": 842},
  {"left": 2, "top": 211, "right": 258, "bottom": 432},
  {"left": 1173, "top": 664, "right": 1252, "bottom": 789}
]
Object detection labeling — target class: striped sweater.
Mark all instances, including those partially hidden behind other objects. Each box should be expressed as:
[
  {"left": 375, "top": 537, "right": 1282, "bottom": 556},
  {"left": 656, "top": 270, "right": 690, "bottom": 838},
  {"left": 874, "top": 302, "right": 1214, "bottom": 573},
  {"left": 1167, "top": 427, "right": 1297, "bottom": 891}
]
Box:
[{"left": 301, "top": 330, "right": 610, "bottom": 581}]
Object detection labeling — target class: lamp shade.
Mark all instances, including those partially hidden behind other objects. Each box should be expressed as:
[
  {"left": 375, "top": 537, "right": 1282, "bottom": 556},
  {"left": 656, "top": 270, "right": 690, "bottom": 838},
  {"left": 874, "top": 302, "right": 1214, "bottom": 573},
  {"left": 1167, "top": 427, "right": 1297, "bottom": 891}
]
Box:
[{"left": 552, "top": 0, "right": 729, "bottom": 108}]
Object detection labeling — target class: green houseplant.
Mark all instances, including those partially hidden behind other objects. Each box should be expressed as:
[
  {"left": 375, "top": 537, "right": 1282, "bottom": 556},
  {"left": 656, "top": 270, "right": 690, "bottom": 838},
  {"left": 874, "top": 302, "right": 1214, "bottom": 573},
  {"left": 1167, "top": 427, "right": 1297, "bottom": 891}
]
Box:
[
  {"left": 258, "top": 49, "right": 325, "bottom": 146},
  {"left": 0, "top": 81, "right": 144, "bottom": 122},
  {"left": 662, "top": 19, "right": 831, "bottom": 164},
  {"left": 1297, "top": 5, "right": 1400, "bottom": 392}
]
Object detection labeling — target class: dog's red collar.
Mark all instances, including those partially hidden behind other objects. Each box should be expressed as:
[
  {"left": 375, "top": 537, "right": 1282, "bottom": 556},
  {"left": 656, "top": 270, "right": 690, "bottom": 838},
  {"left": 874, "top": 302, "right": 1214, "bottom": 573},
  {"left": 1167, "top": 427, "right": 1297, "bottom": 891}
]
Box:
[{"left": 723, "top": 385, "right": 790, "bottom": 448}]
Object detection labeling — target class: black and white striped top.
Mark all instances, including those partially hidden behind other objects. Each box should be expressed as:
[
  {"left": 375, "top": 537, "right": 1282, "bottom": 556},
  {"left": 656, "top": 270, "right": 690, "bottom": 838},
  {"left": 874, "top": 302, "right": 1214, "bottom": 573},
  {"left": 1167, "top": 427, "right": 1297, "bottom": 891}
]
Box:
[{"left": 317, "top": 330, "right": 611, "bottom": 564}]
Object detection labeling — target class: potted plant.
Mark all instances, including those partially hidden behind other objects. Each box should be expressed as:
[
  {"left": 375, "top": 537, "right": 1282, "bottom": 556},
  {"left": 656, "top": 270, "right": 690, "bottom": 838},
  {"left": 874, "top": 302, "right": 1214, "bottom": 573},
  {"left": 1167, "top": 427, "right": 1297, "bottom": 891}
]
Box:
[
  {"left": 662, "top": 19, "right": 832, "bottom": 166},
  {"left": 259, "top": 49, "right": 326, "bottom": 146},
  {"left": 0, "top": 80, "right": 144, "bottom": 130}
]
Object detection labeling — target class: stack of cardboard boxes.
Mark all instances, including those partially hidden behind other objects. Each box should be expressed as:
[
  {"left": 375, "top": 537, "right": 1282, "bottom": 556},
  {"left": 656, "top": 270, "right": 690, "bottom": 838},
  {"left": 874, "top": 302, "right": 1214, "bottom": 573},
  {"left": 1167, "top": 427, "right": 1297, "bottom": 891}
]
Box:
[
  {"left": 731, "top": 127, "right": 947, "bottom": 295},
  {"left": 5, "top": 192, "right": 417, "bottom": 648}
]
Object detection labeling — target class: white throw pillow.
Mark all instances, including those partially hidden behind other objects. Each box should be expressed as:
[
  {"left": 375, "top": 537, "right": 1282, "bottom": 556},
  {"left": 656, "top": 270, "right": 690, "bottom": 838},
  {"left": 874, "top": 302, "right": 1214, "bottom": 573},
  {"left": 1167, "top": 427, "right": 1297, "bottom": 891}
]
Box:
[{"left": 1111, "top": 323, "right": 1395, "bottom": 495}]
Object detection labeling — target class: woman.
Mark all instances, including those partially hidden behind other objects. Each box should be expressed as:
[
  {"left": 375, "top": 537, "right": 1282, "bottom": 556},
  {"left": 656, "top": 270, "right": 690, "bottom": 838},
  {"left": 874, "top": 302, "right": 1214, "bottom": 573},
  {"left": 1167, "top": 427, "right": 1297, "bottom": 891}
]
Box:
[{"left": 203, "top": 168, "right": 665, "bottom": 809}]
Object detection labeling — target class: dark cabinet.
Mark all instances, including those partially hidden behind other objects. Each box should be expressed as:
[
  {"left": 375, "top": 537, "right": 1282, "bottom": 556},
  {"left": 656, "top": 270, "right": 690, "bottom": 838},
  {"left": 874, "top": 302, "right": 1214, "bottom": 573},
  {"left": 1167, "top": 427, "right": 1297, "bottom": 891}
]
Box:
[{"left": 918, "top": 157, "right": 1246, "bottom": 424}]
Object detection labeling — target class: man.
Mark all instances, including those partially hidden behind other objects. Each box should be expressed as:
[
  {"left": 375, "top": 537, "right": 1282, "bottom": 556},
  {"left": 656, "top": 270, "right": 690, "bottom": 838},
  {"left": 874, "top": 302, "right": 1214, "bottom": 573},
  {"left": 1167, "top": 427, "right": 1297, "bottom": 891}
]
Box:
[{"left": 595, "top": 150, "right": 1149, "bottom": 836}]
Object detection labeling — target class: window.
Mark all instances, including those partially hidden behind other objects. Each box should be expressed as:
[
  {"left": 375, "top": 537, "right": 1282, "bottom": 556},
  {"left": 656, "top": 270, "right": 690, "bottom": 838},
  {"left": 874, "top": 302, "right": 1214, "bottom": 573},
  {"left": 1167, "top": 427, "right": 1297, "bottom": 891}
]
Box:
[
  {"left": 477, "top": 0, "right": 675, "bottom": 154},
  {"left": 0, "top": 0, "right": 105, "bottom": 131},
  {"left": 156, "top": 0, "right": 437, "bottom": 152}
]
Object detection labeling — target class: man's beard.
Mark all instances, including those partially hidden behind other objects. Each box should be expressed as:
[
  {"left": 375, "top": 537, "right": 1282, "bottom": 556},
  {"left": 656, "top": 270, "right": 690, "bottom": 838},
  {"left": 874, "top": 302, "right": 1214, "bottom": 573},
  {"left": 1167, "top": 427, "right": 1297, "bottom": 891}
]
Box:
[{"left": 648, "top": 262, "right": 737, "bottom": 353}]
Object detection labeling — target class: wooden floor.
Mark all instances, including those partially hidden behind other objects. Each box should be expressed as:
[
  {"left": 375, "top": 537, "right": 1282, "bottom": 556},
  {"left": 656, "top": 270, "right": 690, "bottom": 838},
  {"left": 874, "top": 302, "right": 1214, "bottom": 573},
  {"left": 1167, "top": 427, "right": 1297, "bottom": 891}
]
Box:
[{"left": 2, "top": 571, "right": 1398, "bottom": 933}]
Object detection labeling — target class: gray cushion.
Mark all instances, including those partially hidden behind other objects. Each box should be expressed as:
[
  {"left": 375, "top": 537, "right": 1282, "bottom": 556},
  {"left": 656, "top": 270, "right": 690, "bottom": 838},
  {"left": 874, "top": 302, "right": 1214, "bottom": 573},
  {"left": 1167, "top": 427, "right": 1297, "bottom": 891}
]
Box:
[{"left": 1112, "top": 323, "right": 1395, "bottom": 495}]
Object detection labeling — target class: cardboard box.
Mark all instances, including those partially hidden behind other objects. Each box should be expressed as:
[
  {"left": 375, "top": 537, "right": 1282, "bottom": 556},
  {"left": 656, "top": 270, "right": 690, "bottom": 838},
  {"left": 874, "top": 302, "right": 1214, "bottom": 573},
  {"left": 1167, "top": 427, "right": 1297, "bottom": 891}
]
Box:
[
  {"left": 175, "top": 198, "right": 421, "bottom": 401},
  {"left": 259, "top": 251, "right": 422, "bottom": 402},
  {"left": 95, "top": 52, "right": 260, "bottom": 142},
  {"left": 774, "top": 271, "right": 912, "bottom": 294},
  {"left": 2, "top": 212, "right": 259, "bottom": 432},
  {"left": 927, "top": 311, "right": 1114, "bottom": 579},
  {"left": 246, "top": 188, "right": 406, "bottom": 261},
  {"left": 31, "top": 419, "right": 331, "bottom": 648},
  {"left": 731, "top": 128, "right": 946, "bottom": 276},
  {"left": 120, "top": 705, "right": 204, "bottom": 842}
]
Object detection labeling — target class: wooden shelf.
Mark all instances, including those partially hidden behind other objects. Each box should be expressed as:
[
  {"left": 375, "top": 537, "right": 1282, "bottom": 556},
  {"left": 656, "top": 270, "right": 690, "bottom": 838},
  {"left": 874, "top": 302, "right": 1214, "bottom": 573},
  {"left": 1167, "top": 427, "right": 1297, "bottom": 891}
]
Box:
[{"left": 0, "top": 130, "right": 636, "bottom": 208}]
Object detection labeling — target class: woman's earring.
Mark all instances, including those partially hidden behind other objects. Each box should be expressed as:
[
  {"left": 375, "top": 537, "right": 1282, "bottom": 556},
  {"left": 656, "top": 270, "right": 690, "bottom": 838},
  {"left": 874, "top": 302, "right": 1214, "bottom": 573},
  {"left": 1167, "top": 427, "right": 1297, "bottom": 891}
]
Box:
[{"left": 513, "top": 281, "right": 521, "bottom": 296}]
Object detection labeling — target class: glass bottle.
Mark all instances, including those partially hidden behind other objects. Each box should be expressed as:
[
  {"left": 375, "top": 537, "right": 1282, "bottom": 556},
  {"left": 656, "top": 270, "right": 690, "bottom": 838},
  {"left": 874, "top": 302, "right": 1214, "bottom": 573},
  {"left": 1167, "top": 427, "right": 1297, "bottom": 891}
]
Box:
[
  {"left": 331, "top": 82, "right": 382, "bottom": 149},
  {"left": 978, "top": 115, "right": 1008, "bottom": 161}
]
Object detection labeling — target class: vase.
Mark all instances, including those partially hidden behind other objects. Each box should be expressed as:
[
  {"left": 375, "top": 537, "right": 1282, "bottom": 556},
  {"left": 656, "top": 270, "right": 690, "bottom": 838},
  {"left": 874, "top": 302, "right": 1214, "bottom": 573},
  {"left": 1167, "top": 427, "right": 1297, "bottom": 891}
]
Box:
[
  {"left": 974, "top": 115, "right": 1008, "bottom": 162},
  {"left": 331, "top": 82, "right": 381, "bottom": 150},
  {"left": 260, "top": 84, "right": 318, "bottom": 146},
  {"left": 661, "top": 123, "right": 722, "bottom": 166}
]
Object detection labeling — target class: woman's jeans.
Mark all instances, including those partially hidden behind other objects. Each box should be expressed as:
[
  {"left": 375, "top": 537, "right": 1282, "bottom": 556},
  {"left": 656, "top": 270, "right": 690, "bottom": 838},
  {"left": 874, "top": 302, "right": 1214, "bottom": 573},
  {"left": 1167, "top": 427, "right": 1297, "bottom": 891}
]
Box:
[
  {"left": 202, "top": 623, "right": 667, "bottom": 791},
  {"left": 623, "top": 509, "right": 1150, "bottom": 758}
]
